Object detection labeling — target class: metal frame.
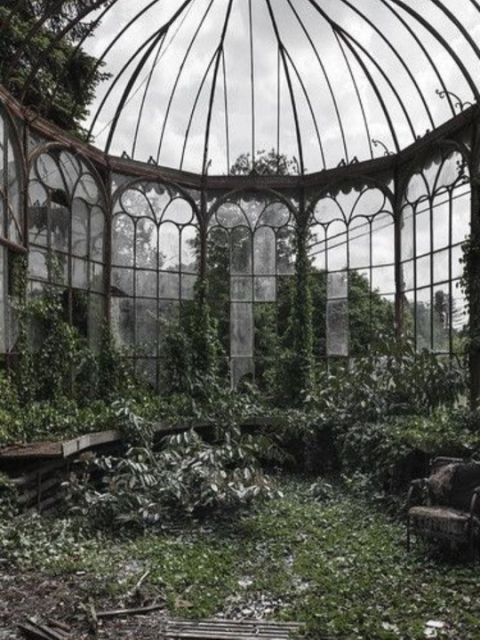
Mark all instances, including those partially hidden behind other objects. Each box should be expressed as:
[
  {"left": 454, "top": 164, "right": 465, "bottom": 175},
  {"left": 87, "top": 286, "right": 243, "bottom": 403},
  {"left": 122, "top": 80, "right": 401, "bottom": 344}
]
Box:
[
  {"left": 0, "top": 83, "right": 476, "bottom": 389},
  {"left": 1, "top": 0, "right": 480, "bottom": 391}
]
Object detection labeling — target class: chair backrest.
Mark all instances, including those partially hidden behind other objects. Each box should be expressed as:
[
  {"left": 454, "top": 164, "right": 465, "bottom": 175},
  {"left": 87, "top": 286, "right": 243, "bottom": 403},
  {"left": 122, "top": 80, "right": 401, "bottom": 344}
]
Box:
[{"left": 429, "top": 458, "right": 480, "bottom": 513}]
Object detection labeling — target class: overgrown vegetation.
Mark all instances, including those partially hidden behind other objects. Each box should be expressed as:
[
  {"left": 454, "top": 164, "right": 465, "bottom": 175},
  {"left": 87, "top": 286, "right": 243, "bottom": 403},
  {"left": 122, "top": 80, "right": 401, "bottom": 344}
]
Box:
[{"left": 2, "top": 477, "right": 480, "bottom": 638}]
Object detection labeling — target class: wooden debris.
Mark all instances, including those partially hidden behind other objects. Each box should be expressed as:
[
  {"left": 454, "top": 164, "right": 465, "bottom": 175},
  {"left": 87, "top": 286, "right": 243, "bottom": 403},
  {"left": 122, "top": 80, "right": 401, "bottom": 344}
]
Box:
[
  {"left": 97, "top": 603, "right": 166, "bottom": 619},
  {"left": 46, "top": 620, "right": 71, "bottom": 634},
  {"left": 125, "top": 568, "right": 151, "bottom": 600},
  {"left": 163, "top": 618, "right": 304, "bottom": 639},
  {"left": 18, "top": 617, "right": 70, "bottom": 640}
]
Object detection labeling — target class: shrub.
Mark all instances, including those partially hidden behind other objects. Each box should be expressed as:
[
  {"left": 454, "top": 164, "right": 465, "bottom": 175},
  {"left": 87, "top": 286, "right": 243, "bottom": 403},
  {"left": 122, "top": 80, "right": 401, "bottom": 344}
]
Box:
[
  {"left": 338, "top": 408, "right": 480, "bottom": 495},
  {"left": 66, "top": 399, "right": 280, "bottom": 529}
]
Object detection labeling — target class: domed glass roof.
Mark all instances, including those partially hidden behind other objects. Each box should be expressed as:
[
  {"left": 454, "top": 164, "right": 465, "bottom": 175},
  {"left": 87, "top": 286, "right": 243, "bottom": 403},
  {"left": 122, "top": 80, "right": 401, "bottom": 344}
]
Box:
[{"left": 4, "top": 0, "right": 480, "bottom": 175}]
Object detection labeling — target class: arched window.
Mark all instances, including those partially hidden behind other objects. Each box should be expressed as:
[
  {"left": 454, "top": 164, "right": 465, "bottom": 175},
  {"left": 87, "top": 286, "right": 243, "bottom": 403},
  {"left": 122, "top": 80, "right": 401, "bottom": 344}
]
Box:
[
  {"left": 111, "top": 179, "right": 200, "bottom": 387},
  {"left": 28, "top": 148, "right": 106, "bottom": 348}
]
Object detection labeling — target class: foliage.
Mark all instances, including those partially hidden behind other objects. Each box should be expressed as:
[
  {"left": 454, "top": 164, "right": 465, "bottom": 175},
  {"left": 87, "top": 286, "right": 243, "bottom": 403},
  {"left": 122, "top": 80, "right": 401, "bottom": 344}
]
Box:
[
  {"left": 67, "top": 391, "right": 280, "bottom": 527},
  {"left": 229, "top": 148, "right": 299, "bottom": 176},
  {"left": 267, "top": 336, "right": 467, "bottom": 478},
  {"left": 304, "top": 337, "right": 465, "bottom": 426},
  {"left": 461, "top": 232, "right": 480, "bottom": 407},
  {"left": 0, "top": 254, "right": 158, "bottom": 445},
  {"left": 274, "top": 220, "right": 315, "bottom": 407},
  {"left": 160, "top": 280, "right": 223, "bottom": 396},
  {"left": 3, "top": 477, "right": 480, "bottom": 638},
  {"left": 0, "top": 1, "right": 110, "bottom": 137},
  {"left": 339, "top": 408, "right": 480, "bottom": 496}
]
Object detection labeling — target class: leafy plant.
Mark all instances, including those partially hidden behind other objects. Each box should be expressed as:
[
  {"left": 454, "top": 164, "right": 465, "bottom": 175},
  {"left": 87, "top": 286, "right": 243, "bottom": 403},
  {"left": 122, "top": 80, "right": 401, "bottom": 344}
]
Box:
[{"left": 67, "top": 393, "right": 281, "bottom": 528}]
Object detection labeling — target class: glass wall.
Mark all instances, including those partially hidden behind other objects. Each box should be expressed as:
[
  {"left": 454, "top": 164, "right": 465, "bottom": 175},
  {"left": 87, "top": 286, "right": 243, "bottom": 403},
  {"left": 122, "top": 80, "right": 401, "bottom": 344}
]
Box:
[
  {"left": 111, "top": 178, "right": 200, "bottom": 386},
  {"left": 401, "top": 148, "right": 469, "bottom": 356},
  {"left": 208, "top": 191, "right": 295, "bottom": 386},
  {"left": 28, "top": 148, "right": 106, "bottom": 348},
  {"left": 0, "top": 104, "right": 23, "bottom": 355},
  {"left": 0, "top": 97, "right": 473, "bottom": 388},
  {"left": 308, "top": 182, "right": 396, "bottom": 362}
]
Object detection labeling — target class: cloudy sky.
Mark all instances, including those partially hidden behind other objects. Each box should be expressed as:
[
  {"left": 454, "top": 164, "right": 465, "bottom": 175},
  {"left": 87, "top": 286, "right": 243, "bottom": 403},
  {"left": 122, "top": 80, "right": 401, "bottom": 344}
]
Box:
[{"left": 82, "top": 0, "right": 480, "bottom": 175}]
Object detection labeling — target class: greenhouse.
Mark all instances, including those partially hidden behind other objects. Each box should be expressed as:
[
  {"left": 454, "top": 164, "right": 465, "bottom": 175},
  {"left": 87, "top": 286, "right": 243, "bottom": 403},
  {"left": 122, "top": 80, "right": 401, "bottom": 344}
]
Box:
[{"left": 2, "top": 1, "right": 480, "bottom": 638}]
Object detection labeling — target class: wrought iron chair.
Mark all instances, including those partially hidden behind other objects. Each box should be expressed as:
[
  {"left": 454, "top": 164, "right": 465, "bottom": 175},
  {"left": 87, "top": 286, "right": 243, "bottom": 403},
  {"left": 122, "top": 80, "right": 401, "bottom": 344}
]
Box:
[{"left": 407, "top": 457, "right": 480, "bottom": 559}]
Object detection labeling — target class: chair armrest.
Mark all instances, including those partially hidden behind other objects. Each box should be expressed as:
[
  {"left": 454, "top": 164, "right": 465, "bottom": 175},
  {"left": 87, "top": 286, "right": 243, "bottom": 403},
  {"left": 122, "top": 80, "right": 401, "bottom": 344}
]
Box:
[
  {"left": 469, "top": 486, "right": 480, "bottom": 517},
  {"left": 407, "top": 478, "right": 428, "bottom": 507},
  {"left": 431, "top": 457, "right": 465, "bottom": 471}
]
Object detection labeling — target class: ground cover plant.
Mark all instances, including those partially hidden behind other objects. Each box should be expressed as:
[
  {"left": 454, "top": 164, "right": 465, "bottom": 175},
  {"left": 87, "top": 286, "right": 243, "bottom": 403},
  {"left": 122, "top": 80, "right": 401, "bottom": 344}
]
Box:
[
  {"left": 1, "top": 476, "right": 479, "bottom": 639},
  {"left": 0, "top": 246, "right": 477, "bottom": 638}
]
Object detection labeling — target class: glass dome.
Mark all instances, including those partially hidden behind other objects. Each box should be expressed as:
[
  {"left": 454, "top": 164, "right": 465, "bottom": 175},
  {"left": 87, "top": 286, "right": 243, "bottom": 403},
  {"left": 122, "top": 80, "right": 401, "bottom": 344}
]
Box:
[
  {"left": 2, "top": 0, "right": 480, "bottom": 175},
  {"left": 0, "top": 0, "right": 479, "bottom": 394}
]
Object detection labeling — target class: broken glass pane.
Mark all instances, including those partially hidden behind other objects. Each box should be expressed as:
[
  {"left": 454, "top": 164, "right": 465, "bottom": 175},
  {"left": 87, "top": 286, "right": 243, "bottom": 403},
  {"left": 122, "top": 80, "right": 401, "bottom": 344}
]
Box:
[
  {"left": 72, "top": 257, "right": 89, "bottom": 289},
  {"left": 326, "top": 220, "right": 348, "bottom": 271},
  {"left": 348, "top": 217, "right": 370, "bottom": 269},
  {"left": 159, "top": 222, "right": 180, "bottom": 271},
  {"left": 415, "top": 206, "right": 431, "bottom": 257},
  {"left": 112, "top": 215, "right": 135, "bottom": 266},
  {"left": 136, "top": 299, "right": 158, "bottom": 355},
  {"left": 181, "top": 274, "right": 197, "bottom": 300},
  {"left": 254, "top": 227, "right": 275, "bottom": 275},
  {"left": 90, "top": 206, "right": 104, "bottom": 262},
  {"left": 137, "top": 218, "right": 158, "bottom": 269},
  {"left": 327, "top": 299, "right": 349, "bottom": 356},
  {"left": 371, "top": 212, "right": 394, "bottom": 266},
  {"left": 433, "top": 249, "right": 449, "bottom": 284},
  {"left": 111, "top": 297, "right": 135, "bottom": 348},
  {"left": 72, "top": 199, "right": 88, "bottom": 257},
  {"left": 112, "top": 267, "right": 133, "bottom": 297},
  {"left": 371, "top": 265, "right": 395, "bottom": 294},
  {"left": 327, "top": 271, "right": 348, "bottom": 299},
  {"left": 231, "top": 227, "right": 252, "bottom": 275},
  {"left": 401, "top": 204, "right": 414, "bottom": 261},
  {"left": 231, "top": 302, "right": 253, "bottom": 357},
  {"left": 231, "top": 356, "right": 254, "bottom": 388},
  {"left": 136, "top": 270, "right": 157, "bottom": 298},
  {"left": 416, "top": 287, "right": 432, "bottom": 350},
  {"left": 416, "top": 255, "right": 431, "bottom": 288},
  {"left": 432, "top": 197, "right": 450, "bottom": 251},
  {"left": 231, "top": 276, "right": 253, "bottom": 302},
  {"left": 254, "top": 277, "right": 276, "bottom": 302},
  {"left": 181, "top": 225, "right": 199, "bottom": 272}
]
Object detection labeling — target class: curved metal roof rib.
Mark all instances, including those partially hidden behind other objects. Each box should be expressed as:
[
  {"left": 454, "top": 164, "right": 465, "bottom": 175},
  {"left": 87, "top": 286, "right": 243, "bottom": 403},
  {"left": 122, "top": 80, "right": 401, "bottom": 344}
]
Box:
[{"left": 1, "top": 0, "right": 480, "bottom": 176}]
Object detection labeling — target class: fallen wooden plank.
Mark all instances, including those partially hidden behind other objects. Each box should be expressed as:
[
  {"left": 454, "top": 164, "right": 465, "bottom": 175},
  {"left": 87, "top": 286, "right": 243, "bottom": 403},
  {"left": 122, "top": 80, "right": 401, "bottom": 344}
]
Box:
[
  {"left": 46, "top": 620, "right": 71, "bottom": 634},
  {"left": 97, "top": 604, "right": 166, "bottom": 619},
  {"left": 19, "top": 618, "right": 69, "bottom": 640},
  {"left": 164, "top": 631, "right": 294, "bottom": 639},
  {"left": 164, "top": 619, "right": 304, "bottom": 639},
  {"left": 166, "top": 621, "right": 301, "bottom": 631},
  {"left": 61, "top": 429, "right": 122, "bottom": 458},
  {"left": 18, "top": 622, "right": 53, "bottom": 640}
]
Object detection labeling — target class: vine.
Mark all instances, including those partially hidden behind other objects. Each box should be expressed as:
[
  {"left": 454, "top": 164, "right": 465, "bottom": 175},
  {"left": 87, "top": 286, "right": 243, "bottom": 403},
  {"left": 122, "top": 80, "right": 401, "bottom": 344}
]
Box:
[
  {"left": 275, "top": 217, "right": 315, "bottom": 407},
  {"left": 161, "top": 276, "right": 223, "bottom": 395},
  {"left": 461, "top": 228, "right": 480, "bottom": 408}
]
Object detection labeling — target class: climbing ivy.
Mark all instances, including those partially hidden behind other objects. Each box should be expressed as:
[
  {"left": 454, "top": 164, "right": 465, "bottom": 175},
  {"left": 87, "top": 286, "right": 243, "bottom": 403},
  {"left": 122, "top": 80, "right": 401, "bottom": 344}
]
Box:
[
  {"left": 461, "top": 226, "right": 480, "bottom": 408},
  {"left": 273, "top": 215, "right": 315, "bottom": 407},
  {"left": 161, "top": 276, "right": 223, "bottom": 395}
]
